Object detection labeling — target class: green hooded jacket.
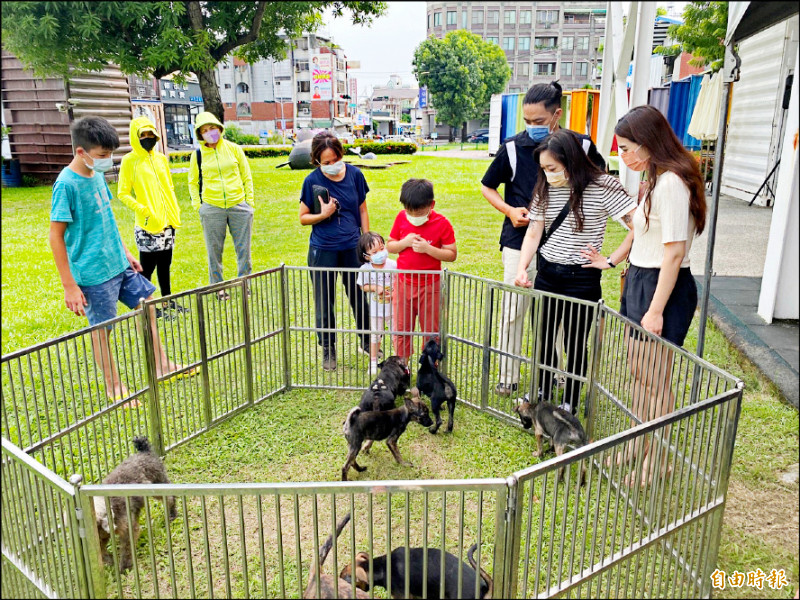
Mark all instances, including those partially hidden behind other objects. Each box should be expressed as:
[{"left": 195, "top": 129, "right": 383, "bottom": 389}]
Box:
[
  {"left": 188, "top": 112, "right": 254, "bottom": 210},
  {"left": 118, "top": 117, "right": 181, "bottom": 232}
]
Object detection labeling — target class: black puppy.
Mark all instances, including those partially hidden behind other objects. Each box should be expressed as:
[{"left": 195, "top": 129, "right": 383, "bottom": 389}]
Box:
[
  {"left": 358, "top": 356, "right": 410, "bottom": 413},
  {"left": 514, "top": 397, "right": 588, "bottom": 484},
  {"left": 358, "top": 356, "right": 411, "bottom": 456},
  {"left": 417, "top": 338, "right": 457, "bottom": 434},
  {"left": 341, "top": 389, "right": 433, "bottom": 481},
  {"left": 341, "top": 542, "right": 493, "bottom": 599}
]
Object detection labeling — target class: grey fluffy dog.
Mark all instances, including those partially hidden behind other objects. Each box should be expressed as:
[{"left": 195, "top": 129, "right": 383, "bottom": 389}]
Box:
[{"left": 93, "top": 436, "right": 177, "bottom": 571}]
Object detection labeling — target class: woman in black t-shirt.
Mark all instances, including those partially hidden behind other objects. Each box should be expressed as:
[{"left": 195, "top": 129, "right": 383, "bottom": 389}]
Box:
[{"left": 299, "top": 132, "right": 371, "bottom": 371}]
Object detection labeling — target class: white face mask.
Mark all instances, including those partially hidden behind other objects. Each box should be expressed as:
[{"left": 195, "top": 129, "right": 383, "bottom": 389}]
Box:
[
  {"left": 83, "top": 153, "right": 114, "bottom": 173},
  {"left": 406, "top": 211, "right": 430, "bottom": 227},
  {"left": 321, "top": 161, "right": 344, "bottom": 176},
  {"left": 545, "top": 169, "right": 568, "bottom": 187}
]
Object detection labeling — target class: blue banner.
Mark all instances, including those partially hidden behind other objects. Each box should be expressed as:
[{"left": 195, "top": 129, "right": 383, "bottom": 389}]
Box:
[{"left": 418, "top": 86, "right": 428, "bottom": 108}]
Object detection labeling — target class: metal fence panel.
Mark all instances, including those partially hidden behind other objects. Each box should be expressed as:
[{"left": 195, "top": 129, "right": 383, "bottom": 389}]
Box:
[
  {"left": 284, "top": 267, "right": 445, "bottom": 390},
  {"left": 78, "top": 480, "right": 507, "bottom": 599},
  {"left": 2, "top": 438, "right": 87, "bottom": 599},
  {"left": 444, "top": 272, "right": 598, "bottom": 423},
  {"left": 2, "top": 311, "right": 152, "bottom": 483},
  {"left": 506, "top": 390, "right": 741, "bottom": 598}
]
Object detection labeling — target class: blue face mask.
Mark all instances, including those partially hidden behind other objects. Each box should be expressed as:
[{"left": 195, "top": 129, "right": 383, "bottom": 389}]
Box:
[
  {"left": 370, "top": 249, "right": 389, "bottom": 265},
  {"left": 526, "top": 125, "right": 550, "bottom": 142}
]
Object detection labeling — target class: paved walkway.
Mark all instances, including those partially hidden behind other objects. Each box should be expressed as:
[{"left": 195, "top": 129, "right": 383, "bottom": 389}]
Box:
[
  {"left": 691, "top": 193, "right": 798, "bottom": 407},
  {"left": 415, "top": 149, "right": 492, "bottom": 159}
]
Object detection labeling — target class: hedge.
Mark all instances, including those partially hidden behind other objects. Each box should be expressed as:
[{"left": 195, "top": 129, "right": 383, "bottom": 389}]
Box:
[
  {"left": 168, "top": 141, "right": 416, "bottom": 164},
  {"left": 343, "top": 141, "right": 417, "bottom": 155}
]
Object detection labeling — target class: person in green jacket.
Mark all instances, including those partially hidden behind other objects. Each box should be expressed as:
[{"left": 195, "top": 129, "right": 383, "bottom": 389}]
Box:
[
  {"left": 188, "top": 112, "right": 255, "bottom": 292},
  {"left": 118, "top": 117, "right": 186, "bottom": 318}
]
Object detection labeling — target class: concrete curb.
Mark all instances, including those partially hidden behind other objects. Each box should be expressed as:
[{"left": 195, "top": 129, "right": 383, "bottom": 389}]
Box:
[{"left": 697, "top": 281, "right": 799, "bottom": 409}]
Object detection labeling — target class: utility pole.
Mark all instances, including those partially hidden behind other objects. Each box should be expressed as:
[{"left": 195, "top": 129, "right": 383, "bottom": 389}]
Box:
[{"left": 290, "top": 38, "right": 297, "bottom": 136}]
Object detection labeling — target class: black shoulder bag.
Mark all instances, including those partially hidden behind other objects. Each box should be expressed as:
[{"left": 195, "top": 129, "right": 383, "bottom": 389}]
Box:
[
  {"left": 535, "top": 201, "right": 572, "bottom": 269},
  {"left": 196, "top": 148, "right": 203, "bottom": 203}
]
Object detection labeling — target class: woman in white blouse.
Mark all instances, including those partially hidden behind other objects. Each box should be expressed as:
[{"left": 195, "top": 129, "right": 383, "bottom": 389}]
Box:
[{"left": 583, "top": 105, "right": 707, "bottom": 486}]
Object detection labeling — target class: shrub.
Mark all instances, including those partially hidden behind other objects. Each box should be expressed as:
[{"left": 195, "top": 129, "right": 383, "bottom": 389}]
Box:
[
  {"left": 168, "top": 141, "right": 416, "bottom": 164},
  {"left": 342, "top": 141, "right": 417, "bottom": 155},
  {"left": 223, "top": 124, "right": 261, "bottom": 146}
]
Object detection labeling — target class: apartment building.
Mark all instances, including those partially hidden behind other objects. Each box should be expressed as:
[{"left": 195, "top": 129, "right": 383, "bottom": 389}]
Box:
[
  {"left": 426, "top": 2, "right": 607, "bottom": 92},
  {"left": 215, "top": 32, "right": 352, "bottom": 135}
]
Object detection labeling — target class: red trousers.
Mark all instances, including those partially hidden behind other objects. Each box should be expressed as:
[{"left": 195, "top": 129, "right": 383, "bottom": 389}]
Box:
[{"left": 392, "top": 274, "right": 441, "bottom": 359}]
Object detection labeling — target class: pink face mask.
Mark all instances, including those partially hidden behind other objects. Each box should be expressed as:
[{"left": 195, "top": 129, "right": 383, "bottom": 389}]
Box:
[
  {"left": 621, "top": 144, "right": 649, "bottom": 172},
  {"left": 202, "top": 128, "right": 221, "bottom": 144}
]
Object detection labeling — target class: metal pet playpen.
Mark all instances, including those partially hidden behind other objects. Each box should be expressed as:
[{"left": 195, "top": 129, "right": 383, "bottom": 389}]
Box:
[{"left": 2, "top": 266, "right": 743, "bottom": 599}]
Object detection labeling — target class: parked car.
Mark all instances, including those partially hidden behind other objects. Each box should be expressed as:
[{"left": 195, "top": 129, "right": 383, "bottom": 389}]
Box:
[
  {"left": 385, "top": 134, "right": 416, "bottom": 144},
  {"left": 466, "top": 128, "right": 489, "bottom": 143}
]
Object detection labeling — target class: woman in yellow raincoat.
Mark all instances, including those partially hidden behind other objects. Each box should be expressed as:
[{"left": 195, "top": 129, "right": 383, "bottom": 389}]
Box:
[{"left": 118, "top": 117, "right": 185, "bottom": 318}]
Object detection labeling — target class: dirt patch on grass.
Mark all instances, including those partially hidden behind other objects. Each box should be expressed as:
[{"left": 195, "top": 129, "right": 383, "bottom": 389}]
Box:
[{"left": 724, "top": 478, "right": 799, "bottom": 557}]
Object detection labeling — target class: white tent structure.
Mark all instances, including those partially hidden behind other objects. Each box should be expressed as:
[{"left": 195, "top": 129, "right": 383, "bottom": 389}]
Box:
[
  {"left": 695, "top": 1, "right": 799, "bottom": 357},
  {"left": 598, "top": 1, "right": 799, "bottom": 357}
]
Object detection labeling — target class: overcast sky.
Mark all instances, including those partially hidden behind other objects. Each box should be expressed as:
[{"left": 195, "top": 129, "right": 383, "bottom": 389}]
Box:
[
  {"left": 322, "top": 2, "right": 688, "bottom": 98},
  {"left": 324, "top": 2, "right": 428, "bottom": 97}
]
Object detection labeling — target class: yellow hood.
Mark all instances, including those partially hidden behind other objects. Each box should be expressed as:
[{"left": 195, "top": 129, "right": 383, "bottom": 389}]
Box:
[
  {"left": 129, "top": 117, "right": 161, "bottom": 156},
  {"left": 194, "top": 111, "right": 225, "bottom": 146}
]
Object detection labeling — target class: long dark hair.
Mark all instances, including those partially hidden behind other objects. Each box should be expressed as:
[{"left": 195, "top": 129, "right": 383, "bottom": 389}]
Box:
[
  {"left": 532, "top": 129, "right": 612, "bottom": 232},
  {"left": 614, "top": 105, "right": 706, "bottom": 234}
]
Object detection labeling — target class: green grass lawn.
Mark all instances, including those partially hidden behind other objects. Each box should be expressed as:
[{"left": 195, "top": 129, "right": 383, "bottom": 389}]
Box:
[{"left": 1, "top": 154, "right": 797, "bottom": 597}]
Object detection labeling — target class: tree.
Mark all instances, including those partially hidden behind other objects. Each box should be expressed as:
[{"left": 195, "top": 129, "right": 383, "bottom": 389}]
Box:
[
  {"left": 654, "top": 1, "right": 728, "bottom": 71},
  {"left": 1, "top": 1, "right": 386, "bottom": 122},
  {"left": 413, "top": 31, "right": 511, "bottom": 141}
]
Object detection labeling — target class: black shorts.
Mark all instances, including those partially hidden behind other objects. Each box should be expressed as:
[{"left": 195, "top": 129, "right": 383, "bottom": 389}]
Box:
[{"left": 620, "top": 265, "right": 697, "bottom": 347}]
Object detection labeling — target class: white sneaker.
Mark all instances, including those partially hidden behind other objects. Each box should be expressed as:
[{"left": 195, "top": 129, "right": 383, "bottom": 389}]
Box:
[{"left": 368, "top": 362, "right": 379, "bottom": 376}]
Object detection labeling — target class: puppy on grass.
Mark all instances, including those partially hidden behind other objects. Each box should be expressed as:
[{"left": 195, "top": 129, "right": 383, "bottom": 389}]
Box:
[
  {"left": 342, "top": 388, "right": 433, "bottom": 481},
  {"left": 303, "top": 513, "right": 370, "bottom": 599},
  {"left": 358, "top": 355, "right": 411, "bottom": 455},
  {"left": 514, "top": 397, "right": 588, "bottom": 484},
  {"left": 340, "top": 541, "right": 493, "bottom": 599},
  {"left": 93, "top": 436, "right": 177, "bottom": 572},
  {"left": 417, "top": 338, "right": 458, "bottom": 434},
  {"left": 359, "top": 355, "right": 410, "bottom": 413}
]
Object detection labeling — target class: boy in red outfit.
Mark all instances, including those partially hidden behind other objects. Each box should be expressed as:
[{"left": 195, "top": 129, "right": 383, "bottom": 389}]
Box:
[{"left": 386, "top": 179, "right": 457, "bottom": 361}]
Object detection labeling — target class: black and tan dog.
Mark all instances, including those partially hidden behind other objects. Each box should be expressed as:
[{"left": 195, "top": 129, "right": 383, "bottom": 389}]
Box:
[
  {"left": 359, "top": 355, "right": 411, "bottom": 413},
  {"left": 340, "top": 541, "right": 493, "bottom": 599},
  {"left": 358, "top": 356, "right": 411, "bottom": 455},
  {"left": 514, "top": 397, "right": 588, "bottom": 484},
  {"left": 92, "top": 436, "right": 177, "bottom": 572},
  {"left": 417, "top": 338, "right": 458, "bottom": 434},
  {"left": 341, "top": 389, "right": 433, "bottom": 481},
  {"left": 303, "top": 512, "right": 370, "bottom": 599}
]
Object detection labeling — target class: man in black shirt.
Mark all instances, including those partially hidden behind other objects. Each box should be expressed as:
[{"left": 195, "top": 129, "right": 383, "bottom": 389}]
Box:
[{"left": 481, "top": 81, "right": 605, "bottom": 396}]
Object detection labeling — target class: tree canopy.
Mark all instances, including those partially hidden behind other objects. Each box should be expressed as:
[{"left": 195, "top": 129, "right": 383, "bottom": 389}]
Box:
[
  {"left": 413, "top": 31, "right": 511, "bottom": 139},
  {"left": 654, "top": 1, "right": 728, "bottom": 71},
  {"left": 1, "top": 1, "right": 386, "bottom": 121}
]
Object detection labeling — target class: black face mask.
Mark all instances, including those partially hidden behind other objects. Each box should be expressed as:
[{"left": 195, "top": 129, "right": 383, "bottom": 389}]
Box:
[{"left": 140, "top": 137, "right": 158, "bottom": 152}]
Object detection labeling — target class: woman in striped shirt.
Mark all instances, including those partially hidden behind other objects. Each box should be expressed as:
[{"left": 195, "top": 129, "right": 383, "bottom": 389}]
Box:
[{"left": 515, "top": 129, "right": 637, "bottom": 415}]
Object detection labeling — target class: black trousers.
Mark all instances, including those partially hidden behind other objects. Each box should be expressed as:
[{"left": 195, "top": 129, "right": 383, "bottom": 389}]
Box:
[
  {"left": 139, "top": 249, "right": 173, "bottom": 297},
  {"left": 307, "top": 245, "right": 371, "bottom": 350},
  {"left": 533, "top": 256, "right": 602, "bottom": 413}
]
